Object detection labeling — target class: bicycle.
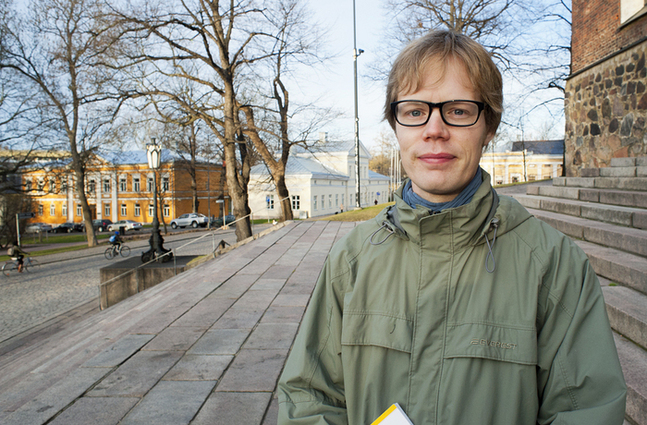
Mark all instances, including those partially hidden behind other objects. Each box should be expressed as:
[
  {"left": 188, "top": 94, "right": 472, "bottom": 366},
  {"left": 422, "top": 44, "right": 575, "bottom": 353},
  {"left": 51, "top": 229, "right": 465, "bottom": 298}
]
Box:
[
  {"left": 104, "top": 243, "right": 131, "bottom": 260},
  {"left": 2, "top": 256, "right": 40, "bottom": 277}
]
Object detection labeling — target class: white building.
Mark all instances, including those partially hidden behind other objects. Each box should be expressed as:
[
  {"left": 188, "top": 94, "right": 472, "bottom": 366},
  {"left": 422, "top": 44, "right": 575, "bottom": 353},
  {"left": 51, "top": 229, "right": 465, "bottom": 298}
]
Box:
[{"left": 248, "top": 139, "right": 390, "bottom": 219}]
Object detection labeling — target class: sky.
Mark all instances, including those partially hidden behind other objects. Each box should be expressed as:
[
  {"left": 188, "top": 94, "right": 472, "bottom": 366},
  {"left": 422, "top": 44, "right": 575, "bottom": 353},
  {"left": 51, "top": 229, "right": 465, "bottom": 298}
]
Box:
[
  {"left": 297, "top": 0, "right": 568, "bottom": 152},
  {"left": 298, "top": 0, "right": 393, "bottom": 149}
]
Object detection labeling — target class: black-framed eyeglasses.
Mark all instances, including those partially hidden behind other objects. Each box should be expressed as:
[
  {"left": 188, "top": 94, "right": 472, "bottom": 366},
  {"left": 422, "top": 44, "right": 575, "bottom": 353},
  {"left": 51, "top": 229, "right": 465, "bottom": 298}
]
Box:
[{"left": 391, "top": 100, "right": 486, "bottom": 127}]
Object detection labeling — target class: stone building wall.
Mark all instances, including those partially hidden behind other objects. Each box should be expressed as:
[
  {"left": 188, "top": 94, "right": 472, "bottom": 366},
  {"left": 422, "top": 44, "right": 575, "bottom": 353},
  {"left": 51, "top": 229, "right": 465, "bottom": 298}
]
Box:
[{"left": 564, "top": 41, "right": 647, "bottom": 176}]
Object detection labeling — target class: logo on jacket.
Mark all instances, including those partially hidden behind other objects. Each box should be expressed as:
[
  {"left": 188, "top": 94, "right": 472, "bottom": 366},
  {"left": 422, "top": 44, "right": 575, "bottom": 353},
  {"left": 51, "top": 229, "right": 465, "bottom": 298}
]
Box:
[{"left": 470, "top": 338, "right": 517, "bottom": 350}]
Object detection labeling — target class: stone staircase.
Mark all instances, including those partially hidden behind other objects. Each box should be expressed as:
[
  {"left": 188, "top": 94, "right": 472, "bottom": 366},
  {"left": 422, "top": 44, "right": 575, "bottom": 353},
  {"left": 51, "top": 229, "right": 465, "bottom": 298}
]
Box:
[{"left": 508, "top": 157, "right": 647, "bottom": 425}]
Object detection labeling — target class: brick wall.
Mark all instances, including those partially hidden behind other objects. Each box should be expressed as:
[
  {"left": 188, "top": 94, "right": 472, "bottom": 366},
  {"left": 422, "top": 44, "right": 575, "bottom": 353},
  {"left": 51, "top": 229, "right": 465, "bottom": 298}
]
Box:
[{"left": 572, "top": 0, "right": 647, "bottom": 74}]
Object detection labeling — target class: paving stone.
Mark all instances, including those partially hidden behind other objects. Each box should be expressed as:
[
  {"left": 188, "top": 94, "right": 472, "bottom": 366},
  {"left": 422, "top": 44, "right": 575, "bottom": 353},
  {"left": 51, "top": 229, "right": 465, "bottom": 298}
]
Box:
[
  {"left": 82, "top": 334, "right": 155, "bottom": 368},
  {"left": 244, "top": 323, "right": 299, "bottom": 350},
  {"left": 217, "top": 349, "right": 288, "bottom": 392},
  {"left": 120, "top": 380, "right": 216, "bottom": 425},
  {"left": 262, "top": 396, "right": 279, "bottom": 425},
  {"left": 2, "top": 367, "right": 110, "bottom": 425},
  {"left": 88, "top": 351, "right": 183, "bottom": 397},
  {"left": 170, "top": 297, "right": 236, "bottom": 329},
  {"left": 192, "top": 392, "right": 271, "bottom": 425},
  {"left": 271, "top": 293, "right": 311, "bottom": 307},
  {"left": 188, "top": 328, "right": 251, "bottom": 355},
  {"left": 260, "top": 265, "right": 296, "bottom": 280},
  {"left": 212, "top": 306, "right": 266, "bottom": 329},
  {"left": 261, "top": 305, "right": 307, "bottom": 323},
  {"left": 163, "top": 354, "right": 233, "bottom": 381},
  {"left": 250, "top": 278, "right": 287, "bottom": 292},
  {"left": 48, "top": 397, "right": 139, "bottom": 425},
  {"left": 142, "top": 327, "right": 205, "bottom": 351},
  {"left": 212, "top": 274, "right": 259, "bottom": 298}
]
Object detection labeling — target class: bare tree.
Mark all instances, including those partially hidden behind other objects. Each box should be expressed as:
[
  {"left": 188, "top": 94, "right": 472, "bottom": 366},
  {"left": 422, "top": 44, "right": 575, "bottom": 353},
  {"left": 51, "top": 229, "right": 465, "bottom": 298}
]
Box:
[
  {"left": 237, "top": 0, "right": 335, "bottom": 222},
  {"left": 0, "top": 0, "right": 129, "bottom": 247}
]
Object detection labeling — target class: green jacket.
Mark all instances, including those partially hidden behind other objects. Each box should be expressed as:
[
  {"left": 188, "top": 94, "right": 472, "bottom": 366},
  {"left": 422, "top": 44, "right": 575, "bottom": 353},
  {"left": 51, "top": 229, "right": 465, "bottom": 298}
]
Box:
[{"left": 278, "top": 176, "right": 626, "bottom": 425}]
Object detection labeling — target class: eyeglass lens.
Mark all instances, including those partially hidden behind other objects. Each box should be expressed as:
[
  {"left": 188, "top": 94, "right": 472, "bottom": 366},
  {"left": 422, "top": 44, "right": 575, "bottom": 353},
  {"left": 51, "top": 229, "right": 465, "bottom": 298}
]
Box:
[{"left": 395, "top": 101, "right": 481, "bottom": 127}]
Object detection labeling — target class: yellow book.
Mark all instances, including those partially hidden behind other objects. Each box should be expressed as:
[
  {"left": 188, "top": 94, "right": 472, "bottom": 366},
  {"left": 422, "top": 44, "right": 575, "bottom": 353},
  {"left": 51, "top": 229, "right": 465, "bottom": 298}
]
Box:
[{"left": 371, "top": 403, "right": 414, "bottom": 425}]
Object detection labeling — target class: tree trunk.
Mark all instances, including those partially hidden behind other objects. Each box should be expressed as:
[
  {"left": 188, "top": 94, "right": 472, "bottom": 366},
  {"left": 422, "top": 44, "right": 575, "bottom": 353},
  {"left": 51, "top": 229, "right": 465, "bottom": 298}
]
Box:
[
  {"left": 73, "top": 166, "right": 97, "bottom": 247},
  {"left": 275, "top": 174, "right": 293, "bottom": 221}
]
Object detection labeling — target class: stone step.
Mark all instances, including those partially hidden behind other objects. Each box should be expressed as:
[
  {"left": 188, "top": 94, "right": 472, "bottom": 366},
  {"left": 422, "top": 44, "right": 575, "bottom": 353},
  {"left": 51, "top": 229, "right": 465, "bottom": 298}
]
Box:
[
  {"left": 614, "top": 333, "right": 647, "bottom": 425},
  {"left": 525, "top": 207, "right": 647, "bottom": 258},
  {"left": 611, "top": 157, "right": 647, "bottom": 167},
  {"left": 552, "top": 176, "right": 647, "bottom": 191},
  {"left": 528, "top": 184, "right": 647, "bottom": 209},
  {"left": 512, "top": 194, "right": 647, "bottom": 230},
  {"left": 600, "top": 278, "right": 647, "bottom": 351},
  {"left": 577, "top": 240, "right": 647, "bottom": 296}
]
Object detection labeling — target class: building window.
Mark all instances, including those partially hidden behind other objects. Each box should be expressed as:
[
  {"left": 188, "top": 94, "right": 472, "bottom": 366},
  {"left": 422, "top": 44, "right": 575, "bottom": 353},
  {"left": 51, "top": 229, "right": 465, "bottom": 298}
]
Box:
[
  {"left": 341, "top": 194, "right": 345, "bottom": 207},
  {"left": 134, "top": 204, "right": 141, "bottom": 217},
  {"left": 49, "top": 179, "right": 56, "bottom": 193},
  {"left": 335, "top": 194, "right": 339, "bottom": 206},
  {"left": 103, "top": 179, "right": 110, "bottom": 193},
  {"left": 121, "top": 204, "right": 127, "bottom": 216},
  {"left": 60, "top": 178, "right": 67, "bottom": 192},
  {"left": 104, "top": 204, "right": 110, "bottom": 217},
  {"left": 313, "top": 195, "right": 317, "bottom": 210},
  {"left": 267, "top": 194, "right": 274, "bottom": 209},
  {"left": 162, "top": 177, "right": 169, "bottom": 192},
  {"left": 76, "top": 204, "right": 82, "bottom": 217},
  {"left": 87, "top": 179, "right": 96, "bottom": 194},
  {"left": 62, "top": 203, "right": 67, "bottom": 217},
  {"left": 119, "top": 177, "right": 127, "bottom": 192},
  {"left": 147, "top": 177, "right": 154, "bottom": 192},
  {"left": 148, "top": 204, "right": 154, "bottom": 217},
  {"left": 50, "top": 204, "right": 55, "bottom": 216},
  {"left": 328, "top": 194, "right": 332, "bottom": 208},
  {"left": 292, "top": 195, "right": 300, "bottom": 210},
  {"left": 133, "top": 177, "right": 140, "bottom": 192},
  {"left": 37, "top": 178, "right": 44, "bottom": 192},
  {"left": 163, "top": 204, "right": 170, "bottom": 217},
  {"left": 38, "top": 204, "right": 43, "bottom": 216}
]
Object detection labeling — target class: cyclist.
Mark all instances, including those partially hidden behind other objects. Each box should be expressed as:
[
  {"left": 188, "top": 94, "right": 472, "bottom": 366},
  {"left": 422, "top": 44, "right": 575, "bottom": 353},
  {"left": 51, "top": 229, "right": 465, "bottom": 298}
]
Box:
[
  {"left": 109, "top": 231, "right": 123, "bottom": 254},
  {"left": 7, "top": 243, "right": 28, "bottom": 273}
]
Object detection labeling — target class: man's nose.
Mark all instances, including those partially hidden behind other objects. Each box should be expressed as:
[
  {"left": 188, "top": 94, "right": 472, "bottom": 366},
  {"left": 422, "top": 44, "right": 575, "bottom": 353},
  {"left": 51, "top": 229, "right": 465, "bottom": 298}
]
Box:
[{"left": 422, "top": 107, "right": 449, "bottom": 139}]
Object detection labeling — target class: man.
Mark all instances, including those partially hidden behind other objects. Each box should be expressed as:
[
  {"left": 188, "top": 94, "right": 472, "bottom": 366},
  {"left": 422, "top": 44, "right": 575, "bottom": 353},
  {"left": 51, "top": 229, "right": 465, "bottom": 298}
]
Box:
[
  {"left": 7, "top": 243, "right": 27, "bottom": 273},
  {"left": 277, "top": 30, "right": 626, "bottom": 424},
  {"left": 109, "top": 231, "right": 122, "bottom": 250}
]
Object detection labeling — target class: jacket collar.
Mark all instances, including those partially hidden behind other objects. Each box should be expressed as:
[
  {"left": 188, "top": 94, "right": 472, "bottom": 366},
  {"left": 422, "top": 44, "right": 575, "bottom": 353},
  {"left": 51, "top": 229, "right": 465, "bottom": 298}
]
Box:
[{"left": 377, "top": 170, "right": 530, "bottom": 248}]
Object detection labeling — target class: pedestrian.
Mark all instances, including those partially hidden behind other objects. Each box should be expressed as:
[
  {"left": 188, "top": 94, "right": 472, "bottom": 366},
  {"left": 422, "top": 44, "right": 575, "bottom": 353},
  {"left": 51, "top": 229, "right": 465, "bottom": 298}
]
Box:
[
  {"left": 340, "top": 204, "right": 344, "bottom": 213},
  {"left": 277, "top": 30, "right": 626, "bottom": 424}
]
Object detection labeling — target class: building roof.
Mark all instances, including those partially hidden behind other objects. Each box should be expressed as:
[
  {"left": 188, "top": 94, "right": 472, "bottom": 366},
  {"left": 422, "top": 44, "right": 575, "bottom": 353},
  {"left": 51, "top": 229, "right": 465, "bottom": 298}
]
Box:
[
  {"left": 291, "top": 139, "right": 371, "bottom": 159},
  {"left": 251, "top": 156, "right": 348, "bottom": 181},
  {"left": 98, "top": 149, "right": 201, "bottom": 165},
  {"left": 368, "top": 170, "right": 390, "bottom": 180},
  {"left": 511, "top": 140, "right": 564, "bottom": 155}
]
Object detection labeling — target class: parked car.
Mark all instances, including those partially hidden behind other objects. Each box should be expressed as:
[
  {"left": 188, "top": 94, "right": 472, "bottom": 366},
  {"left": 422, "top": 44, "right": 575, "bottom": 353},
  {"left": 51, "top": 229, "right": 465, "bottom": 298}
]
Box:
[
  {"left": 210, "top": 214, "right": 236, "bottom": 227},
  {"left": 92, "top": 219, "right": 113, "bottom": 232},
  {"left": 170, "top": 213, "right": 209, "bottom": 229},
  {"left": 24, "top": 222, "right": 53, "bottom": 233},
  {"left": 107, "top": 220, "right": 142, "bottom": 232},
  {"left": 50, "top": 222, "right": 83, "bottom": 233}
]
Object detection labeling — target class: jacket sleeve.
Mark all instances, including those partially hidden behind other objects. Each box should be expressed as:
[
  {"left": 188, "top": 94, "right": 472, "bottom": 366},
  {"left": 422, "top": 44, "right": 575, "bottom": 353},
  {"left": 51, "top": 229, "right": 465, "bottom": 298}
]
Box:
[
  {"left": 277, "top": 257, "right": 348, "bottom": 424},
  {"left": 536, "top": 237, "right": 627, "bottom": 425}
]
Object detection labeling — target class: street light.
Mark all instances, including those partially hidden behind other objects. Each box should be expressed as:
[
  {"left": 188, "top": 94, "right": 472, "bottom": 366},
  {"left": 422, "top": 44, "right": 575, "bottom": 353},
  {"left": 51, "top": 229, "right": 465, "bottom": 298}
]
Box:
[
  {"left": 353, "top": 0, "right": 363, "bottom": 209},
  {"left": 142, "top": 137, "right": 172, "bottom": 263}
]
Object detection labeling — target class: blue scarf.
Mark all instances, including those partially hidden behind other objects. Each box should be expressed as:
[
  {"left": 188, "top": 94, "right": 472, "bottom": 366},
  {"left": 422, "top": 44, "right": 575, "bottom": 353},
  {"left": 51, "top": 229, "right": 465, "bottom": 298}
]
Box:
[{"left": 403, "top": 168, "right": 483, "bottom": 212}]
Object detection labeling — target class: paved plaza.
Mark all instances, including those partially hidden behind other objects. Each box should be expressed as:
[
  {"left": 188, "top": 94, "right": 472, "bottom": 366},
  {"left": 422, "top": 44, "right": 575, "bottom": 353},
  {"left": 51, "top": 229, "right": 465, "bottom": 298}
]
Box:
[{"left": 0, "top": 220, "right": 355, "bottom": 425}]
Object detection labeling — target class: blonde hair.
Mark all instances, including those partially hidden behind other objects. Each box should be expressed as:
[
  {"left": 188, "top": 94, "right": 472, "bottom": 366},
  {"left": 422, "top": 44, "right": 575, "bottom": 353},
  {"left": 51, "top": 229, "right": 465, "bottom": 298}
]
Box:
[{"left": 384, "top": 30, "right": 503, "bottom": 135}]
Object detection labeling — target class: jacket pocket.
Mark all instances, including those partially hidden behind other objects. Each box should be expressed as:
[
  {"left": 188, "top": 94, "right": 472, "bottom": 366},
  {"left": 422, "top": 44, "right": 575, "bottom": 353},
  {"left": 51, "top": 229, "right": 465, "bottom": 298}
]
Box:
[
  {"left": 443, "top": 322, "right": 537, "bottom": 365},
  {"left": 341, "top": 312, "right": 413, "bottom": 353}
]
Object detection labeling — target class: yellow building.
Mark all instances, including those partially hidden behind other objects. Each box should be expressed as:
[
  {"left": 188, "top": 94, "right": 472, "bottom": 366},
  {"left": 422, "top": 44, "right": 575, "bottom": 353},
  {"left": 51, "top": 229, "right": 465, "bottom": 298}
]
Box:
[
  {"left": 21, "top": 150, "right": 230, "bottom": 227},
  {"left": 479, "top": 140, "right": 564, "bottom": 185}
]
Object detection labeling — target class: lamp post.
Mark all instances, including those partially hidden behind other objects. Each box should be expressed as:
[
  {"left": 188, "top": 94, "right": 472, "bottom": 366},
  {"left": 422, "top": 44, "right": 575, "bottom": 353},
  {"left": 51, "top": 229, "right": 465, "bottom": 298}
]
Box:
[
  {"left": 142, "top": 138, "right": 172, "bottom": 263},
  {"left": 353, "top": 0, "right": 363, "bottom": 209}
]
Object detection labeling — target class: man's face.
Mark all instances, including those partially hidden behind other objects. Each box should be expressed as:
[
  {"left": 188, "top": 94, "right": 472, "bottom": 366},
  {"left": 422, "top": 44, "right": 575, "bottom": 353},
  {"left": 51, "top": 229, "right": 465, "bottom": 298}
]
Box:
[{"left": 395, "top": 59, "right": 494, "bottom": 204}]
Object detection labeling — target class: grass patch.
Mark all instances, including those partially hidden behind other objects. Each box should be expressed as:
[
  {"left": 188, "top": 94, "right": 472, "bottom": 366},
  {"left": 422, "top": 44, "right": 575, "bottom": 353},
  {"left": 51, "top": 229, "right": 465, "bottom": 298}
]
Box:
[
  {"left": 0, "top": 242, "right": 105, "bottom": 262},
  {"left": 19, "top": 233, "right": 111, "bottom": 245},
  {"left": 319, "top": 202, "right": 395, "bottom": 222}
]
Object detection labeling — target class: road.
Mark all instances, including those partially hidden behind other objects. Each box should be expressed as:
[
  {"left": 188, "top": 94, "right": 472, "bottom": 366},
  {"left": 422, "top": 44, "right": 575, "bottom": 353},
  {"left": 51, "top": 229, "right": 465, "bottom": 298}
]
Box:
[{"left": 0, "top": 225, "right": 268, "bottom": 344}]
